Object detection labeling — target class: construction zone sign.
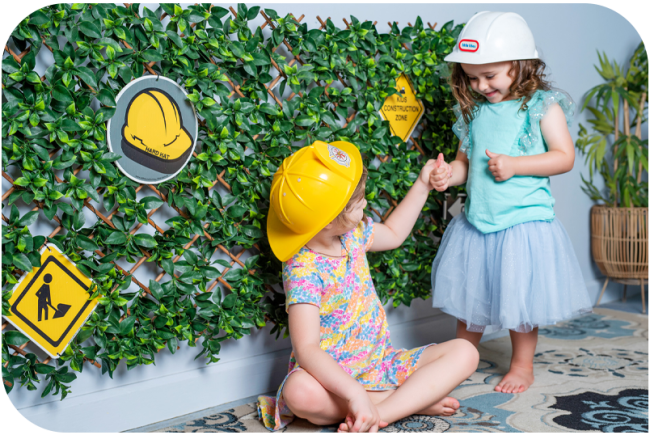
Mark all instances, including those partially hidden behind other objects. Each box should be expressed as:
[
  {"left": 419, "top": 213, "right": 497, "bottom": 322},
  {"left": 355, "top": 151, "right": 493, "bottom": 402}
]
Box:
[
  {"left": 107, "top": 76, "right": 198, "bottom": 184},
  {"left": 5, "top": 245, "right": 98, "bottom": 358}
]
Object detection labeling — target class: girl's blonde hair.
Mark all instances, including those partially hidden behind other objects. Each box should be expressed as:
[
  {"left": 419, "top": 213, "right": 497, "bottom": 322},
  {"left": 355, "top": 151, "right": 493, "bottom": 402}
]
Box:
[
  {"left": 332, "top": 165, "right": 368, "bottom": 227},
  {"left": 449, "top": 59, "right": 552, "bottom": 124}
]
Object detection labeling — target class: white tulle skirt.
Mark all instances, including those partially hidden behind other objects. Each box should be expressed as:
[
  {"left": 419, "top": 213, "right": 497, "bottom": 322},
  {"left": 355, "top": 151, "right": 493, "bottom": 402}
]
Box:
[{"left": 431, "top": 213, "right": 592, "bottom": 334}]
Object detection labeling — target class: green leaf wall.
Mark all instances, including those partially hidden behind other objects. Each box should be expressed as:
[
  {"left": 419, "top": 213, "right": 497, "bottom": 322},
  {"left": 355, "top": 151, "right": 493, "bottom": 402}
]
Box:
[{"left": 2, "top": 3, "right": 463, "bottom": 399}]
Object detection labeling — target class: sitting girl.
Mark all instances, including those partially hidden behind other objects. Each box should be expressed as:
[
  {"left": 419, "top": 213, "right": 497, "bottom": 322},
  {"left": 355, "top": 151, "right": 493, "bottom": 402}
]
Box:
[{"left": 258, "top": 140, "right": 479, "bottom": 432}]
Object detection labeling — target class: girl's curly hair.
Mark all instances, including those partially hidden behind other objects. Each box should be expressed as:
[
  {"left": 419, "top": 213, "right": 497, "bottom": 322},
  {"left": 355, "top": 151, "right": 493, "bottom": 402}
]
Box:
[{"left": 449, "top": 59, "right": 552, "bottom": 124}]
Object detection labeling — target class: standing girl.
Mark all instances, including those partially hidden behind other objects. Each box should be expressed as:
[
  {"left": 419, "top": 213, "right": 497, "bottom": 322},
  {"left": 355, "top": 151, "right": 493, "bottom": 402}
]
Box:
[
  {"left": 430, "top": 11, "right": 592, "bottom": 394},
  {"left": 258, "top": 140, "right": 479, "bottom": 432}
]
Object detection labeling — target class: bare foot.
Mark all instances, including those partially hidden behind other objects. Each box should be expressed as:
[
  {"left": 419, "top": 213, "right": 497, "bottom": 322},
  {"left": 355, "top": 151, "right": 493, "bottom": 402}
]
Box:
[
  {"left": 418, "top": 396, "right": 460, "bottom": 417},
  {"left": 337, "top": 398, "right": 459, "bottom": 432},
  {"left": 494, "top": 365, "right": 534, "bottom": 393}
]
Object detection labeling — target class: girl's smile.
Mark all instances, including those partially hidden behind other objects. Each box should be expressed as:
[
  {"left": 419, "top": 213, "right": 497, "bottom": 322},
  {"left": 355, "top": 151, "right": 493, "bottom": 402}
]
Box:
[{"left": 461, "top": 61, "right": 516, "bottom": 103}]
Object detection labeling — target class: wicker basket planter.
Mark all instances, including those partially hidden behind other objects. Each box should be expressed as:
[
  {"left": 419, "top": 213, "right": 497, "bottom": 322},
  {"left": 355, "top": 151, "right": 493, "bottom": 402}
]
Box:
[{"left": 592, "top": 205, "right": 648, "bottom": 311}]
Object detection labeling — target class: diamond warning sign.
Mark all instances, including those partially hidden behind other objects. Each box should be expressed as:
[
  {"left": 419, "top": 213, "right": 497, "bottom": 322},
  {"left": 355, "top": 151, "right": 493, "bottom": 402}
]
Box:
[
  {"left": 4, "top": 245, "right": 98, "bottom": 358},
  {"left": 379, "top": 73, "right": 424, "bottom": 143}
]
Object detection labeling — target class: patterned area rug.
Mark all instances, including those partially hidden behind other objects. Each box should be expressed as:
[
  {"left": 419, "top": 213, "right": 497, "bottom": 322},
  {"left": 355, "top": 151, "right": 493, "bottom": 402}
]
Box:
[{"left": 155, "top": 308, "right": 648, "bottom": 433}]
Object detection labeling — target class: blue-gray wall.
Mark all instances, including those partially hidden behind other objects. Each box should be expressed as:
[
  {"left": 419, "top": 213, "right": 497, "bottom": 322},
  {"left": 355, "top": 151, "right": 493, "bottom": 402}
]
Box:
[{"left": 1, "top": 3, "right": 645, "bottom": 432}]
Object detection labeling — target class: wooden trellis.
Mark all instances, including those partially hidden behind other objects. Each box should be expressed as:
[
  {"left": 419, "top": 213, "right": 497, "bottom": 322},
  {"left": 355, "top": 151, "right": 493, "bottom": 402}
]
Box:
[{"left": 2, "top": 3, "right": 450, "bottom": 386}]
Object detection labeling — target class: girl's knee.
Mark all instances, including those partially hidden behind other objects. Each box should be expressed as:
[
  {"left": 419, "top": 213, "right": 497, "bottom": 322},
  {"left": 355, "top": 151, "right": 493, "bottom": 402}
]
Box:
[
  {"left": 451, "top": 338, "right": 480, "bottom": 371},
  {"left": 283, "top": 373, "right": 327, "bottom": 415}
]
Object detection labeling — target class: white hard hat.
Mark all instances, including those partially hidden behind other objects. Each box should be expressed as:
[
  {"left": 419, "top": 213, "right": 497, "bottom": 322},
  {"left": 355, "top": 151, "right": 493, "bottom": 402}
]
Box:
[{"left": 444, "top": 11, "right": 539, "bottom": 64}]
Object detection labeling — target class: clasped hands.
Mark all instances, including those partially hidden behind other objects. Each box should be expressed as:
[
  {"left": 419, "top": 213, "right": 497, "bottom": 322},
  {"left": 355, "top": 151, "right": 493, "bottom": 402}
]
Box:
[{"left": 429, "top": 149, "right": 516, "bottom": 191}]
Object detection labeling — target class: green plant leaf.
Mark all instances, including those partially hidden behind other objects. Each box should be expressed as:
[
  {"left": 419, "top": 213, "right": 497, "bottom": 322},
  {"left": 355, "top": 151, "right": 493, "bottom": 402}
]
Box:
[
  {"left": 140, "top": 196, "right": 164, "bottom": 209},
  {"left": 133, "top": 234, "right": 157, "bottom": 248},
  {"left": 17, "top": 211, "right": 39, "bottom": 227},
  {"left": 12, "top": 253, "right": 33, "bottom": 272},
  {"left": 104, "top": 232, "right": 127, "bottom": 245},
  {"left": 79, "top": 21, "right": 102, "bottom": 38},
  {"left": 3, "top": 330, "right": 30, "bottom": 346}
]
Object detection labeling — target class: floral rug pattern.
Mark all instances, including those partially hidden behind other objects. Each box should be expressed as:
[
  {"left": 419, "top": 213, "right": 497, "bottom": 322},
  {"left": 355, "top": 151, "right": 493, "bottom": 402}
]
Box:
[{"left": 155, "top": 308, "right": 648, "bottom": 433}]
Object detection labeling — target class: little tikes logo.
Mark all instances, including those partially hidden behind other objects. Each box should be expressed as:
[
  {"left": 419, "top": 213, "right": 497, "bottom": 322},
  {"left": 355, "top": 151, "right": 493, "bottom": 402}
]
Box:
[{"left": 459, "top": 39, "right": 479, "bottom": 52}]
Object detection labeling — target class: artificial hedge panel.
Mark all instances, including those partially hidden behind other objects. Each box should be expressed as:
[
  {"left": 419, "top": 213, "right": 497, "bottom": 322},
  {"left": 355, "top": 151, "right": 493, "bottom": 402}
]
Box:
[{"left": 1, "top": 3, "right": 462, "bottom": 399}]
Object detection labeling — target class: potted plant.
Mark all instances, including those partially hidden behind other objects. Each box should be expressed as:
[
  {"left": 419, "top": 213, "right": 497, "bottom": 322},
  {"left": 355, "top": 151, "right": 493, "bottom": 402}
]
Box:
[{"left": 576, "top": 42, "right": 648, "bottom": 312}]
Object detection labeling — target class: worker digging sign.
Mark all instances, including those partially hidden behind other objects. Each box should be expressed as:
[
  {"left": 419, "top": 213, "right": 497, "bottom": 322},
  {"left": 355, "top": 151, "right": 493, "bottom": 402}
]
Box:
[
  {"left": 107, "top": 76, "right": 199, "bottom": 184},
  {"left": 5, "top": 245, "right": 99, "bottom": 358}
]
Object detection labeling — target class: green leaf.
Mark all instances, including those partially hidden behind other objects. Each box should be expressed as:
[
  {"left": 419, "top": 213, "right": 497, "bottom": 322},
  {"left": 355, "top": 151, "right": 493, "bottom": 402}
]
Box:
[
  {"left": 295, "top": 114, "right": 316, "bottom": 127},
  {"left": 104, "top": 232, "right": 127, "bottom": 245},
  {"left": 183, "top": 250, "right": 198, "bottom": 265},
  {"left": 17, "top": 210, "right": 39, "bottom": 227},
  {"left": 97, "top": 89, "right": 116, "bottom": 107},
  {"left": 222, "top": 292, "right": 237, "bottom": 309},
  {"left": 52, "top": 85, "right": 74, "bottom": 103},
  {"left": 241, "top": 225, "right": 263, "bottom": 238},
  {"left": 75, "top": 66, "right": 98, "bottom": 88},
  {"left": 3, "top": 330, "right": 30, "bottom": 346},
  {"left": 142, "top": 50, "right": 164, "bottom": 62},
  {"left": 149, "top": 280, "right": 165, "bottom": 300},
  {"left": 79, "top": 21, "right": 102, "bottom": 39},
  {"left": 12, "top": 252, "right": 33, "bottom": 272},
  {"left": 227, "top": 205, "right": 248, "bottom": 218},
  {"left": 165, "top": 30, "right": 183, "bottom": 48},
  {"left": 34, "top": 364, "right": 56, "bottom": 374},
  {"left": 77, "top": 235, "right": 98, "bottom": 251},
  {"left": 133, "top": 234, "right": 157, "bottom": 248},
  {"left": 140, "top": 196, "right": 164, "bottom": 209},
  {"left": 119, "top": 316, "right": 136, "bottom": 335}
]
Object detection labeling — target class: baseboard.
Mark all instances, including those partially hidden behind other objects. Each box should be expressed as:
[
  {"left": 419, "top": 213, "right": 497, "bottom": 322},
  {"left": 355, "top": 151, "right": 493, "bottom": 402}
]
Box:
[{"left": 17, "top": 348, "right": 292, "bottom": 433}]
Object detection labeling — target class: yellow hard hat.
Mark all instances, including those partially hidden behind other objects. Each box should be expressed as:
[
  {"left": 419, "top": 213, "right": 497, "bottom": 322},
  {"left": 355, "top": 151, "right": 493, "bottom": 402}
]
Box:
[
  {"left": 267, "top": 140, "right": 363, "bottom": 262},
  {"left": 121, "top": 89, "right": 194, "bottom": 174}
]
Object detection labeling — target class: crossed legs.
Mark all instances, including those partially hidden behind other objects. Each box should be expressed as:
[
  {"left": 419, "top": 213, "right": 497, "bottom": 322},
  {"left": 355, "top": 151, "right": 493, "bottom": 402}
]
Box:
[{"left": 282, "top": 339, "right": 479, "bottom": 429}]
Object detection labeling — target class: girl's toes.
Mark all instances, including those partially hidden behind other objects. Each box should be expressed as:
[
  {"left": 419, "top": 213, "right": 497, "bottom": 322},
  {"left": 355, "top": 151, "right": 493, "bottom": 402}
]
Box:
[
  {"left": 443, "top": 397, "right": 460, "bottom": 409},
  {"left": 441, "top": 397, "right": 460, "bottom": 416},
  {"left": 443, "top": 407, "right": 456, "bottom": 416}
]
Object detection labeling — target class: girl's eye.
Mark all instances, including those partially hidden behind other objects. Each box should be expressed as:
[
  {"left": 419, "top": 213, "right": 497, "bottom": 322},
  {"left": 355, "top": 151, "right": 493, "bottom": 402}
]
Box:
[
  {"left": 468, "top": 77, "right": 476, "bottom": 81},
  {"left": 486, "top": 76, "right": 494, "bottom": 79}
]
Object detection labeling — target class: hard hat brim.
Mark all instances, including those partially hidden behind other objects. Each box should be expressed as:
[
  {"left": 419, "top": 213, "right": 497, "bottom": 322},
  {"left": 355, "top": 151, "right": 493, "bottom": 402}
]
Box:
[
  {"left": 121, "top": 127, "right": 193, "bottom": 174},
  {"left": 266, "top": 141, "right": 364, "bottom": 263},
  {"left": 444, "top": 51, "right": 539, "bottom": 64}
]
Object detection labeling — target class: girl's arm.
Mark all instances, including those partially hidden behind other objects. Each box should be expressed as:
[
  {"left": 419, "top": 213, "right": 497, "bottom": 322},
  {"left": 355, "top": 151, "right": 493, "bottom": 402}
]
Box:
[
  {"left": 288, "top": 304, "right": 383, "bottom": 432},
  {"left": 486, "top": 104, "right": 575, "bottom": 181},
  {"left": 369, "top": 159, "right": 437, "bottom": 252}
]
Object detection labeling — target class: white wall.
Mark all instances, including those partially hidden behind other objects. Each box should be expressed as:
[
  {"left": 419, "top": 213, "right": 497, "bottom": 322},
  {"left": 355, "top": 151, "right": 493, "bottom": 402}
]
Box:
[{"left": 2, "top": 2, "right": 645, "bottom": 432}]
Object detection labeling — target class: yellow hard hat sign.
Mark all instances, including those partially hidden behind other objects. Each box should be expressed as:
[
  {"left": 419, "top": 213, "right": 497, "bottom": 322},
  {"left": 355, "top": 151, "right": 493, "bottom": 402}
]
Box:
[
  {"left": 107, "top": 76, "right": 198, "bottom": 184},
  {"left": 379, "top": 73, "right": 424, "bottom": 143},
  {"left": 122, "top": 89, "right": 194, "bottom": 174},
  {"left": 4, "top": 245, "right": 98, "bottom": 358}
]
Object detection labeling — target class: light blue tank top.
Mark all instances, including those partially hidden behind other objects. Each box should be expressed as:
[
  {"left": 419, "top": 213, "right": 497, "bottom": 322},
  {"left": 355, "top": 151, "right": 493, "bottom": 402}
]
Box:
[{"left": 452, "top": 90, "right": 575, "bottom": 234}]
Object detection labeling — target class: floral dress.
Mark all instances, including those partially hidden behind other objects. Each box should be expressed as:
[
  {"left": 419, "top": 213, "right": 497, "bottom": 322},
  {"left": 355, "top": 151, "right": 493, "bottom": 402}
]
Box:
[{"left": 257, "top": 217, "right": 432, "bottom": 431}]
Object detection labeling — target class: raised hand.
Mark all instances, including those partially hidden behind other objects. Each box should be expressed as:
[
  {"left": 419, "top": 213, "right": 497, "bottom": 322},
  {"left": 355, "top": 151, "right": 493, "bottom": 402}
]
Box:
[
  {"left": 485, "top": 149, "right": 516, "bottom": 182},
  {"left": 429, "top": 153, "right": 453, "bottom": 192}
]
